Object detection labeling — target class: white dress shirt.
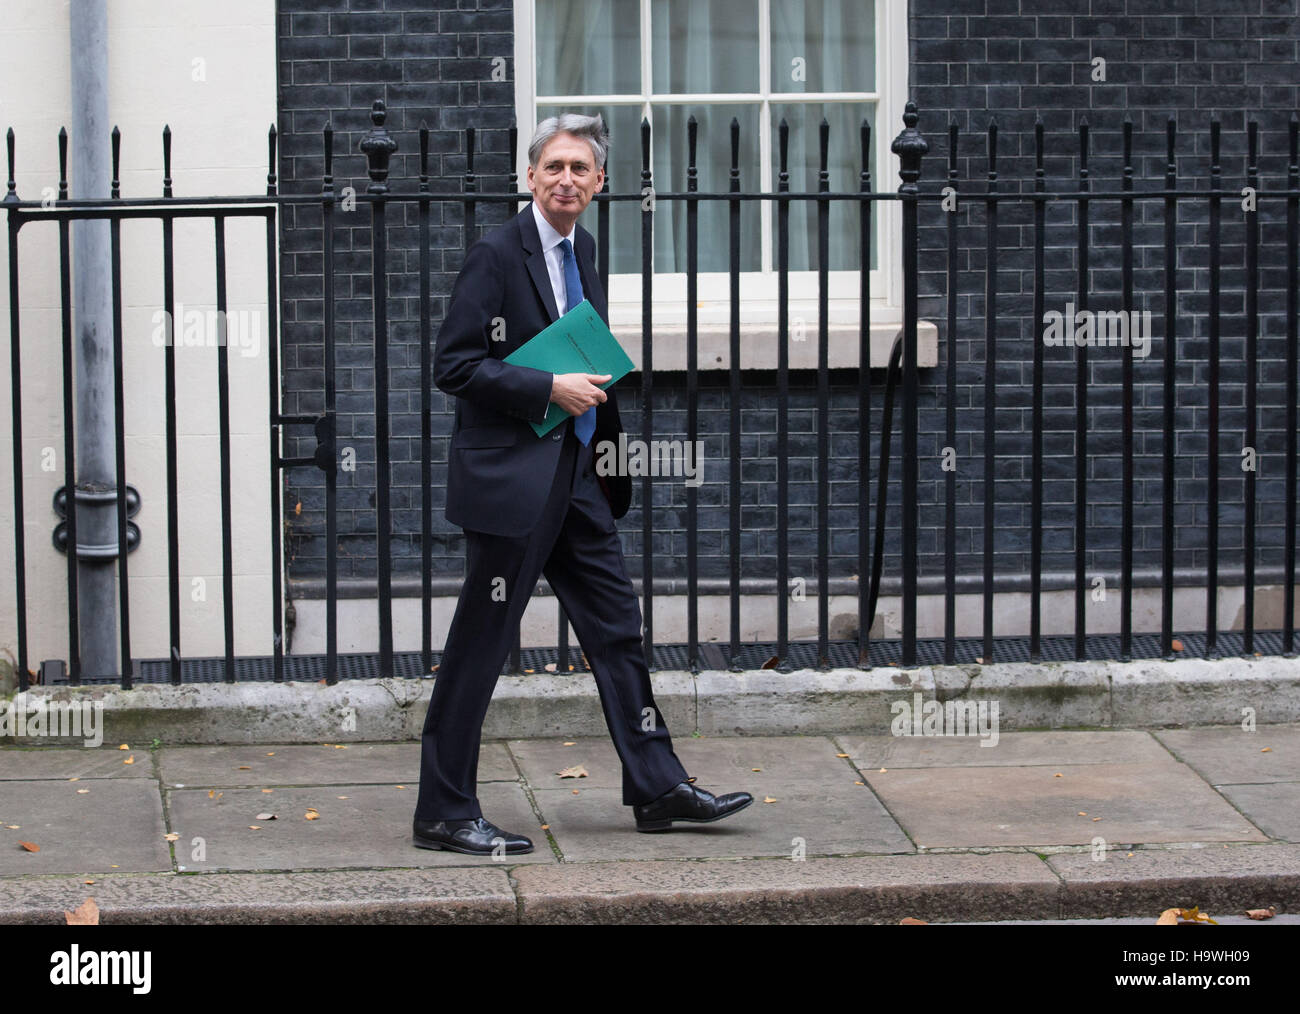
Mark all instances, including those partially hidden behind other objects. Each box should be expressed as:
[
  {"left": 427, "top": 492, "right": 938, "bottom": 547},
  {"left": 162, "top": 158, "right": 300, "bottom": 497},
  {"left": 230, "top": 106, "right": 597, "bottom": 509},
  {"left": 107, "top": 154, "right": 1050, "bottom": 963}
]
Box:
[{"left": 529, "top": 199, "right": 580, "bottom": 423}]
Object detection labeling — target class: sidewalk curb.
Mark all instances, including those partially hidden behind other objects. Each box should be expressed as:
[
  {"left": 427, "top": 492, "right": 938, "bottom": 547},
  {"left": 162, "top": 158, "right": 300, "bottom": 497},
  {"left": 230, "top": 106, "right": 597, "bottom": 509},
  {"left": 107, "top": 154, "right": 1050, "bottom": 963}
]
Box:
[
  {"left": 1, "top": 845, "right": 1296, "bottom": 924},
  {"left": 4, "top": 658, "right": 1298, "bottom": 745}
]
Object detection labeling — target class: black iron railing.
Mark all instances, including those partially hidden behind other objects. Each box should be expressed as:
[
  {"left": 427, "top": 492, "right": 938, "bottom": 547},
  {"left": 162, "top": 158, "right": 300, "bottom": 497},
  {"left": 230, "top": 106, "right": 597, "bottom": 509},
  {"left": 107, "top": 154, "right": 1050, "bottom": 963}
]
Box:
[{"left": 4, "top": 100, "right": 1298, "bottom": 690}]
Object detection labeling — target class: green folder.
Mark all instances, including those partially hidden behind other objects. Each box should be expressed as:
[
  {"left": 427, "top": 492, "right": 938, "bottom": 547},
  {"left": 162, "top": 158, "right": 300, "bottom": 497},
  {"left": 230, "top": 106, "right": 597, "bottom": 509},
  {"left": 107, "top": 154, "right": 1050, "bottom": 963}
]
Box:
[{"left": 504, "top": 299, "right": 636, "bottom": 438}]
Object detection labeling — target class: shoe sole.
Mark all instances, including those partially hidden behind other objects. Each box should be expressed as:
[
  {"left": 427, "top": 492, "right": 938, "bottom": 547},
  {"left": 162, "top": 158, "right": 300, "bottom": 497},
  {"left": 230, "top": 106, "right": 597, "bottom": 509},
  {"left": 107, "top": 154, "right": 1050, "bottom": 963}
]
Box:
[
  {"left": 412, "top": 835, "right": 534, "bottom": 856},
  {"left": 634, "top": 796, "right": 754, "bottom": 833}
]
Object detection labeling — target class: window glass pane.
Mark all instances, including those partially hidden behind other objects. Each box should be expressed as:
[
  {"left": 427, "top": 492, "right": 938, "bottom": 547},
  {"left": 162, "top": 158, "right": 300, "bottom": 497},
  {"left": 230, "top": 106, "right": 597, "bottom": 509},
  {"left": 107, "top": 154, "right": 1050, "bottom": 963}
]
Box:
[
  {"left": 649, "top": 104, "right": 761, "bottom": 273},
  {"left": 535, "top": 103, "right": 645, "bottom": 274},
  {"left": 651, "top": 0, "right": 760, "bottom": 95},
  {"left": 771, "top": 0, "right": 875, "bottom": 94},
  {"left": 769, "top": 102, "right": 876, "bottom": 272},
  {"left": 537, "top": 0, "right": 641, "bottom": 96}
]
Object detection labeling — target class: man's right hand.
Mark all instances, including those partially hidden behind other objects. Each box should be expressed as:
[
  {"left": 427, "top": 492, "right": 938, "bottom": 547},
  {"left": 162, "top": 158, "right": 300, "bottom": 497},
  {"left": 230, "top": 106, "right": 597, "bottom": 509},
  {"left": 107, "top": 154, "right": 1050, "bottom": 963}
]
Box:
[{"left": 549, "top": 373, "right": 611, "bottom": 417}]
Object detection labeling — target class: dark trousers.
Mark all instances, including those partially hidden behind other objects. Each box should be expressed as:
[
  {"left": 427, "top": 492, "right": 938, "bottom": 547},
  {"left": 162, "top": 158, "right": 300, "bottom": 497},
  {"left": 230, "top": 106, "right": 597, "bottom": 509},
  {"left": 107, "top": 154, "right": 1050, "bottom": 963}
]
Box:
[{"left": 414, "top": 419, "right": 689, "bottom": 820}]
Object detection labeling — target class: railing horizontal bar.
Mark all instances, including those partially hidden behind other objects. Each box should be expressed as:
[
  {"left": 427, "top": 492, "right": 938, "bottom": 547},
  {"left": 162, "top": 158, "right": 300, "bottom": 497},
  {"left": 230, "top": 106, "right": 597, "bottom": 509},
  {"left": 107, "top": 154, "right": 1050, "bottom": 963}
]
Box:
[{"left": 10, "top": 188, "right": 1300, "bottom": 213}]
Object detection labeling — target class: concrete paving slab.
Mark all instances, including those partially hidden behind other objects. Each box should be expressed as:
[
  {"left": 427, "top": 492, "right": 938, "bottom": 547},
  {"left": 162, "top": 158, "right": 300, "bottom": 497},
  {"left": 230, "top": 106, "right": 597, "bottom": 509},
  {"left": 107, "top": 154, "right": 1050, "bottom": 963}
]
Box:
[
  {"left": 1154, "top": 724, "right": 1300, "bottom": 784},
  {"left": 1049, "top": 843, "right": 1300, "bottom": 919},
  {"left": 512, "top": 853, "right": 1059, "bottom": 923},
  {"left": 0, "top": 868, "right": 518, "bottom": 924},
  {"left": 508, "top": 737, "right": 623, "bottom": 789},
  {"left": 0, "top": 746, "right": 157, "bottom": 780},
  {"left": 156, "top": 741, "right": 516, "bottom": 787},
  {"left": 838, "top": 730, "right": 1173, "bottom": 769},
  {"left": 165, "top": 779, "right": 555, "bottom": 871},
  {"left": 1216, "top": 783, "right": 1300, "bottom": 842},
  {"left": 0, "top": 779, "right": 169, "bottom": 874},
  {"left": 671, "top": 735, "right": 857, "bottom": 785},
  {"left": 508, "top": 734, "right": 857, "bottom": 793},
  {"left": 532, "top": 783, "right": 912, "bottom": 861},
  {"left": 864, "top": 763, "right": 1268, "bottom": 848}
]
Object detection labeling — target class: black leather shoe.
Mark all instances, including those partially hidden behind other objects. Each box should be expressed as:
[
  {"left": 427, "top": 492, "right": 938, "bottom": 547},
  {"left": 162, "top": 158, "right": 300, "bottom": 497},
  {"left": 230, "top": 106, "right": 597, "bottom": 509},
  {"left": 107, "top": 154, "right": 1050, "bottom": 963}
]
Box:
[
  {"left": 633, "top": 781, "right": 754, "bottom": 832},
  {"left": 412, "top": 816, "right": 534, "bottom": 855}
]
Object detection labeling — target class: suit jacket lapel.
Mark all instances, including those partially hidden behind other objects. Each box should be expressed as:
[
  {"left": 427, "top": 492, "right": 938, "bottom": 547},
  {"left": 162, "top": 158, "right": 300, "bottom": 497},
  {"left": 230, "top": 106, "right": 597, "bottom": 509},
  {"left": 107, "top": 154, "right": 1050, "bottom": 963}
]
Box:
[{"left": 518, "top": 202, "right": 561, "bottom": 324}]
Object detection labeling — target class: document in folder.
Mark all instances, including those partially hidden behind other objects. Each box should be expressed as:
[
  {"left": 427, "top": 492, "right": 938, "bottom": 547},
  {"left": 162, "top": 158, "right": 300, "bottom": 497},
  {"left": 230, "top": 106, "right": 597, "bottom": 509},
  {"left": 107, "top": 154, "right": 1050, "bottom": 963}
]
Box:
[{"left": 504, "top": 299, "right": 636, "bottom": 438}]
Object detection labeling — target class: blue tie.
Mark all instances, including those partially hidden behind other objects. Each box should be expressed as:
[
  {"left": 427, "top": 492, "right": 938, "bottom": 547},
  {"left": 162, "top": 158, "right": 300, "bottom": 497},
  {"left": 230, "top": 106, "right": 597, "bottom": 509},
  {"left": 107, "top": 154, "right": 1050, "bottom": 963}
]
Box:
[{"left": 560, "top": 238, "right": 596, "bottom": 446}]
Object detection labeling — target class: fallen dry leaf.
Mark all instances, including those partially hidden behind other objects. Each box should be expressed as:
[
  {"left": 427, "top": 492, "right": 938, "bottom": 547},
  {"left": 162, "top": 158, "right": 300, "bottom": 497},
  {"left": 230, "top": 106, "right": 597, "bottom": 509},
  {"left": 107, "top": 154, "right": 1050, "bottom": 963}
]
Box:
[
  {"left": 540, "top": 824, "right": 549, "bottom": 831},
  {"left": 164, "top": 833, "right": 179, "bottom": 842},
  {"left": 261, "top": 789, "right": 273, "bottom": 794},
  {"left": 238, "top": 766, "right": 251, "bottom": 770},
  {"left": 83, "top": 880, "right": 93, "bottom": 885},
  {"left": 1171, "top": 638, "right": 1184, "bottom": 652},
  {"left": 294, "top": 501, "right": 301, "bottom": 515},
  {"left": 760, "top": 655, "right": 780, "bottom": 669},
  {"left": 76, "top": 789, "right": 89, "bottom": 794},
  {"left": 255, "top": 813, "right": 277, "bottom": 821},
  {"left": 122, "top": 756, "right": 134, "bottom": 765},
  {"left": 751, "top": 767, "right": 762, "bottom": 772},
  {"left": 563, "top": 742, "right": 576, "bottom": 746},
  {"left": 544, "top": 663, "right": 557, "bottom": 672},
  {"left": 64, "top": 898, "right": 99, "bottom": 925},
  {"left": 1158, "top": 906, "right": 1217, "bottom": 925},
  {"left": 879, "top": 767, "right": 887, "bottom": 773},
  {"left": 836, "top": 753, "right": 849, "bottom": 758},
  {"left": 266, "top": 752, "right": 275, "bottom": 757},
  {"left": 5, "top": 825, "right": 19, "bottom": 829},
  {"left": 248, "top": 825, "right": 262, "bottom": 830},
  {"left": 556, "top": 765, "right": 588, "bottom": 779},
  {"left": 763, "top": 796, "right": 778, "bottom": 803},
  {"left": 118, "top": 744, "right": 129, "bottom": 751},
  {"left": 1078, "top": 812, "right": 1087, "bottom": 816},
  {"left": 395, "top": 785, "right": 406, "bottom": 789},
  {"left": 1245, "top": 907, "right": 1276, "bottom": 920},
  {"left": 68, "top": 777, "right": 79, "bottom": 781},
  {"left": 854, "top": 780, "right": 865, "bottom": 785},
  {"left": 1261, "top": 747, "right": 1272, "bottom": 753},
  {"left": 304, "top": 809, "right": 319, "bottom": 821},
  {"left": 336, "top": 796, "right": 348, "bottom": 800},
  {"left": 18, "top": 841, "right": 39, "bottom": 852},
  {"left": 899, "top": 917, "right": 928, "bottom": 925},
  {"left": 571, "top": 789, "right": 580, "bottom": 795}
]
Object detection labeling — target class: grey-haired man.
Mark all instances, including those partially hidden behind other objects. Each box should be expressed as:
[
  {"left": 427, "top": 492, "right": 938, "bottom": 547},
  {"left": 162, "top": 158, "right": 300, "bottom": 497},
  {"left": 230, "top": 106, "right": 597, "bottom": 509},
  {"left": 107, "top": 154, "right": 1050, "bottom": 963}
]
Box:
[{"left": 412, "top": 113, "right": 752, "bottom": 855}]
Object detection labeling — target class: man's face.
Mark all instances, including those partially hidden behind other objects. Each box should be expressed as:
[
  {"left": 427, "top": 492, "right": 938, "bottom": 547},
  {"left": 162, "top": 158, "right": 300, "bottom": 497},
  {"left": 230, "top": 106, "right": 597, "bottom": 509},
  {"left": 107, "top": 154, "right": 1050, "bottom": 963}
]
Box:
[{"left": 527, "top": 130, "right": 605, "bottom": 232}]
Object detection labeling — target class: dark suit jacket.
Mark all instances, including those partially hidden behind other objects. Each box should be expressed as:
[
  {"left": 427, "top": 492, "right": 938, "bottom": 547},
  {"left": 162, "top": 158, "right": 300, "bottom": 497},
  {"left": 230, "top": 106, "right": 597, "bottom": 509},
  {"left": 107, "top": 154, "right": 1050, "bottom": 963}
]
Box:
[{"left": 433, "top": 201, "right": 633, "bottom": 536}]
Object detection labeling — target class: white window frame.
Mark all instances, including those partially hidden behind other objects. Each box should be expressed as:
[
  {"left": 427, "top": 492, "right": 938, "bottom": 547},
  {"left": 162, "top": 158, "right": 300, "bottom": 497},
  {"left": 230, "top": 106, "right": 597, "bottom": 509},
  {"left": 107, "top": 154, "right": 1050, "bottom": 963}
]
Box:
[{"left": 513, "top": 0, "right": 918, "bottom": 365}]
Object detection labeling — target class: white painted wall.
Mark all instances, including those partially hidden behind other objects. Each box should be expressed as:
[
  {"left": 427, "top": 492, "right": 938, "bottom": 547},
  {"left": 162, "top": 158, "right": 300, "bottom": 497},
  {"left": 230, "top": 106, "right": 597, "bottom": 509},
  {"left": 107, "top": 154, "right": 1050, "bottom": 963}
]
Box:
[{"left": 0, "top": 1, "right": 278, "bottom": 678}]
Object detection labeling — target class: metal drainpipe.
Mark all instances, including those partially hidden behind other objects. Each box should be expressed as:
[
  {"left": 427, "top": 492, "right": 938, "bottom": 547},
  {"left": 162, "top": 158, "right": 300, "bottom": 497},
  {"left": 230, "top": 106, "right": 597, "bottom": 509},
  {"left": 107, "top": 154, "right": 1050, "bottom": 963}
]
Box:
[{"left": 69, "top": 0, "right": 117, "bottom": 679}]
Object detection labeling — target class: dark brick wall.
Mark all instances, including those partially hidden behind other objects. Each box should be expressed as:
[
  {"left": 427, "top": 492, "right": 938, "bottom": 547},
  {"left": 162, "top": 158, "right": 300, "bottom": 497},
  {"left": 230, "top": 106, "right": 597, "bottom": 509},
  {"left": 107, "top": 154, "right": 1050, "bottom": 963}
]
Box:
[
  {"left": 274, "top": 0, "right": 1300, "bottom": 603},
  {"left": 909, "top": 0, "right": 1300, "bottom": 582}
]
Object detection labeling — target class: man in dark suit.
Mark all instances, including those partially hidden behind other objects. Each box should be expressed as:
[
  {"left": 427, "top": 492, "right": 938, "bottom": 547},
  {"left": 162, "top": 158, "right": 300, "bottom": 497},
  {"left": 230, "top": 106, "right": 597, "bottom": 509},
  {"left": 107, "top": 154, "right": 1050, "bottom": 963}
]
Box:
[{"left": 412, "top": 113, "right": 752, "bottom": 855}]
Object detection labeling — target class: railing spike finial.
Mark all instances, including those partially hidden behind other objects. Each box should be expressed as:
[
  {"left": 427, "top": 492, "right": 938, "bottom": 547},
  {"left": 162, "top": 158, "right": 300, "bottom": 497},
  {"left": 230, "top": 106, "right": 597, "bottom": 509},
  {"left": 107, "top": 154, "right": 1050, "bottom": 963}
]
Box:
[
  {"left": 419, "top": 120, "right": 429, "bottom": 192},
  {"left": 162, "top": 124, "right": 172, "bottom": 198},
  {"left": 111, "top": 125, "right": 120, "bottom": 199},
  {"left": 360, "top": 99, "right": 398, "bottom": 195},
  {"left": 4, "top": 127, "right": 16, "bottom": 203},
  {"left": 58, "top": 127, "right": 68, "bottom": 202},
  {"left": 891, "top": 101, "right": 928, "bottom": 190},
  {"left": 266, "top": 122, "right": 278, "bottom": 196},
  {"left": 322, "top": 121, "right": 334, "bottom": 197}
]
